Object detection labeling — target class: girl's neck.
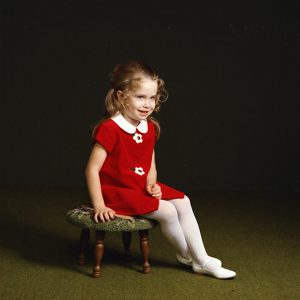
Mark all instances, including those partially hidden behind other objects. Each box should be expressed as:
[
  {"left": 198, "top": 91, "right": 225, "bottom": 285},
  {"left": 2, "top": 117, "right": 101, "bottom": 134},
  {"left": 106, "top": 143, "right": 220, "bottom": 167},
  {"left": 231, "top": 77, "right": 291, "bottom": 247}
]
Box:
[{"left": 122, "top": 113, "right": 140, "bottom": 127}]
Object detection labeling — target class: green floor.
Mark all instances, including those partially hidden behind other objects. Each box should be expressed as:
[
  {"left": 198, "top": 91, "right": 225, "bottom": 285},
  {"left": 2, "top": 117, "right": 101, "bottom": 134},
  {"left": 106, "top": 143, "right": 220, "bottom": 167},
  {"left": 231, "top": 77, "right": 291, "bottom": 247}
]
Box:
[{"left": 0, "top": 188, "right": 299, "bottom": 300}]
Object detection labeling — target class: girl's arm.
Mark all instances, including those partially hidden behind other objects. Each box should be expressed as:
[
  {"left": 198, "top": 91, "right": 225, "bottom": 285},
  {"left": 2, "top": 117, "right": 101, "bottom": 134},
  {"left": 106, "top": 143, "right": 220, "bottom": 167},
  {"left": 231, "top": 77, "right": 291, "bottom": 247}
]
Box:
[
  {"left": 146, "top": 150, "right": 157, "bottom": 186},
  {"left": 146, "top": 150, "right": 162, "bottom": 199},
  {"left": 85, "top": 143, "right": 116, "bottom": 223}
]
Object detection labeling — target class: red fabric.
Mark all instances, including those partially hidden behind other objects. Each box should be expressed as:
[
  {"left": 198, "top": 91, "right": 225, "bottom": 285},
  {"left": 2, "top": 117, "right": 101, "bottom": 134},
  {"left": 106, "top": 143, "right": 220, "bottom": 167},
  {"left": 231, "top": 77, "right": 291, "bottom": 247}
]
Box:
[{"left": 93, "top": 119, "right": 184, "bottom": 215}]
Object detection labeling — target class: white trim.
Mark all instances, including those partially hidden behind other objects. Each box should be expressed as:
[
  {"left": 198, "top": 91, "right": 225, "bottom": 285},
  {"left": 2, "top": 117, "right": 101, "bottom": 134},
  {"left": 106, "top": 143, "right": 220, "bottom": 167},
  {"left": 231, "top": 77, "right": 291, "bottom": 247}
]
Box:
[{"left": 111, "top": 113, "right": 148, "bottom": 134}]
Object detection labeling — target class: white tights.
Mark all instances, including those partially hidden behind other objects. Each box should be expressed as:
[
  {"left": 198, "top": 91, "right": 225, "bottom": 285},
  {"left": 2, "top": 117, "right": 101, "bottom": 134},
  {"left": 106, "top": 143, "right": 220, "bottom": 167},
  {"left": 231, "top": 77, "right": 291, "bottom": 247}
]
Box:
[{"left": 141, "top": 195, "right": 209, "bottom": 265}]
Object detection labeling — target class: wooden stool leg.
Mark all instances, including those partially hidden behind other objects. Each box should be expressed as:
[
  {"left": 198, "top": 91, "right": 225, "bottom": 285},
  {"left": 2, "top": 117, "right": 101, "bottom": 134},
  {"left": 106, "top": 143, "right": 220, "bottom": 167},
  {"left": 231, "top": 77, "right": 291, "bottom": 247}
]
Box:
[
  {"left": 79, "top": 228, "right": 90, "bottom": 265},
  {"left": 93, "top": 230, "right": 105, "bottom": 278},
  {"left": 122, "top": 231, "right": 132, "bottom": 256},
  {"left": 139, "top": 230, "right": 151, "bottom": 274}
]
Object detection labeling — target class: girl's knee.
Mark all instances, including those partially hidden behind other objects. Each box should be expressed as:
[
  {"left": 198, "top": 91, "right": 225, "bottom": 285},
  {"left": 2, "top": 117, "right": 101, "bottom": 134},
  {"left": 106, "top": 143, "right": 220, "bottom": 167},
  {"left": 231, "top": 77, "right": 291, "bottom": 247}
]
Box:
[
  {"left": 158, "top": 200, "right": 178, "bottom": 221},
  {"left": 170, "top": 195, "right": 194, "bottom": 216},
  {"left": 172, "top": 195, "right": 191, "bottom": 207},
  {"left": 183, "top": 195, "right": 191, "bottom": 205}
]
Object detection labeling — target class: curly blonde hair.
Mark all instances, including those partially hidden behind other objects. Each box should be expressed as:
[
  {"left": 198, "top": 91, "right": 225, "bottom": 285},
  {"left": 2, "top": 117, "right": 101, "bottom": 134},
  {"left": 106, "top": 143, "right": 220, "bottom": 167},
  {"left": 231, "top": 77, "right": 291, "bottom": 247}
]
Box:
[{"left": 91, "top": 61, "right": 168, "bottom": 140}]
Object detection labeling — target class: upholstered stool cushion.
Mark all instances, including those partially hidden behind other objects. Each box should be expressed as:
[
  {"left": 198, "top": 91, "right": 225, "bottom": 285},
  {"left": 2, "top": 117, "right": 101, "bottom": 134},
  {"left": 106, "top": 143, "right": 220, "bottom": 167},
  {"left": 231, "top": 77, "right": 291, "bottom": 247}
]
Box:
[{"left": 66, "top": 204, "right": 157, "bottom": 232}]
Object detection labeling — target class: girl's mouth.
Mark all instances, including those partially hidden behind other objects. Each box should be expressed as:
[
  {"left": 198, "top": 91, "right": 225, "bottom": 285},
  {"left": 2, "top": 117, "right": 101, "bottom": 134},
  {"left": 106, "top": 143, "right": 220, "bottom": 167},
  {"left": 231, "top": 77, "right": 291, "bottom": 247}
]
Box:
[{"left": 138, "top": 110, "right": 149, "bottom": 115}]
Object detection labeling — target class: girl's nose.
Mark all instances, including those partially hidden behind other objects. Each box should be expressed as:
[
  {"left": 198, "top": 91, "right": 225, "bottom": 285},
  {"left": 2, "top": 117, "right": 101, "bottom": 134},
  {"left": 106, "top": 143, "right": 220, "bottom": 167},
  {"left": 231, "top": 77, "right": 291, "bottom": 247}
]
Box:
[{"left": 143, "top": 99, "right": 150, "bottom": 108}]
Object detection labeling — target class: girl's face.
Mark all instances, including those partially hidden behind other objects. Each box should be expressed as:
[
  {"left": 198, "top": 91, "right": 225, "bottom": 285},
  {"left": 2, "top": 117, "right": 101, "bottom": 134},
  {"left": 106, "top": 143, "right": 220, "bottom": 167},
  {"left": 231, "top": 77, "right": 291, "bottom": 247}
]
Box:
[{"left": 118, "top": 78, "right": 158, "bottom": 126}]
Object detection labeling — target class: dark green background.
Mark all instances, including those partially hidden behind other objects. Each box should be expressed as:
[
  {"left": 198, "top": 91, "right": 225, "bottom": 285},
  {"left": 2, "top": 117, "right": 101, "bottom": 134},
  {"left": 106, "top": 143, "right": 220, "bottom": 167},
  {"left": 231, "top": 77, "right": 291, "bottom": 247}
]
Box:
[{"left": 2, "top": 1, "right": 299, "bottom": 192}]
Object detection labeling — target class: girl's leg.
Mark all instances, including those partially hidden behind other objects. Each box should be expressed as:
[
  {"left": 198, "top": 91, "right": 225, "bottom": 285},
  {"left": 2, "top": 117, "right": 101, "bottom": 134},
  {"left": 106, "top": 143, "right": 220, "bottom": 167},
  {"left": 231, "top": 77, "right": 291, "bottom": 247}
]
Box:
[
  {"left": 170, "top": 196, "right": 236, "bottom": 279},
  {"left": 169, "top": 196, "right": 209, "bottom": 265},
  {"left": 141, "top": 200, "right": 191, "bottom": 259},
  {"left": 142, "top": 196, "right": 236, "bottom": 279}
]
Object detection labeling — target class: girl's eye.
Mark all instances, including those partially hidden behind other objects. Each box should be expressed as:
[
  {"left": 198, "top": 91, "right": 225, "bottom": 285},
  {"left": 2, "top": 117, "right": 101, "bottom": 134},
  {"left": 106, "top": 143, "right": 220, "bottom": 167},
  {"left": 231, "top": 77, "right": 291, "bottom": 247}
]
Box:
[{"left": 137, "top": 95, "right": 144, "bottom": 99}]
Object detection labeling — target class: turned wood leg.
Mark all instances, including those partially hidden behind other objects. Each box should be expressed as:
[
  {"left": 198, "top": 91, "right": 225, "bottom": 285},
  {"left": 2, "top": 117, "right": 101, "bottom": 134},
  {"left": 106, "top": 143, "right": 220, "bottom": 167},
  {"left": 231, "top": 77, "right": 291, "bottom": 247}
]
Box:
[
  {"left": 79, "top": 228, "right": 90, "bottom": 265},
  {"left": 122, "top": 231, "right": 132, "bottom": 256},
  {"left": 93, "top": 230, "right": 105, "bottom": 278},
  {"left": 139, "top": 230, "right": 151, "bottom": 274}
]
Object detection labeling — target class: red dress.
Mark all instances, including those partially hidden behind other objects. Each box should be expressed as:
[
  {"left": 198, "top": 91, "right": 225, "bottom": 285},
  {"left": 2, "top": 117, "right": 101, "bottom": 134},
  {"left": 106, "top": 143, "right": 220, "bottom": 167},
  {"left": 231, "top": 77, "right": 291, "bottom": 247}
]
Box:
[{"left": 93, "top": 113, "right": 184, "bottom": 216}]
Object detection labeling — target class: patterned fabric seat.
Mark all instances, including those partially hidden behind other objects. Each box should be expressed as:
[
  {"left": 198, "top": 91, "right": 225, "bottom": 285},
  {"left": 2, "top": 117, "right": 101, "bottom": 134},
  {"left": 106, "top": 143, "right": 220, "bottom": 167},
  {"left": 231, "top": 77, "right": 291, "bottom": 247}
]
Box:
[
  {"left": 66, "top": 204, "right": 156, "bottom": 231},
  {"left": 66, "top": 204, "right": 157, "bottom": 277}
]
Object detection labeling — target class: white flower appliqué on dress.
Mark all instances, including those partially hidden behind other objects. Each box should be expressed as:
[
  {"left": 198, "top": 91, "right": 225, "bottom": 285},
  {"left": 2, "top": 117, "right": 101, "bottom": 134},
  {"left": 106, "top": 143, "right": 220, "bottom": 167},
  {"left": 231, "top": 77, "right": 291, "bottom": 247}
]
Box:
[
  {"left": 132, "top": 167, "right": 145, "bottom": 176},
  {"left": 133, "top": 132, "right": 143, "bottom": 144}
]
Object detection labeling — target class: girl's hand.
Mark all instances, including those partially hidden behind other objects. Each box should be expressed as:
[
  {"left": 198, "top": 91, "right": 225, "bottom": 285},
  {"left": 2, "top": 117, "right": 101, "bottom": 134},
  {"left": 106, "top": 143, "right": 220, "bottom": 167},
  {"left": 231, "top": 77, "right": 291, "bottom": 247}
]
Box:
[
  {"left": 94, "top": 206, "right": 116, "bottom": 223},
  {"left": 146, "top": 183, "right": 162, "bottom": 199}
]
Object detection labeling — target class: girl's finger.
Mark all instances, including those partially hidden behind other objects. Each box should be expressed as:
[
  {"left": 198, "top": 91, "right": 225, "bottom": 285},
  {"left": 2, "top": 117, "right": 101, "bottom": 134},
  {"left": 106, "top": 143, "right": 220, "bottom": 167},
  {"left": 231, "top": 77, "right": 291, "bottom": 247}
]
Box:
[
  {"left": 152, "top": 187, "right": 158, "bottom": 192},
  {"left": 154, "top": 184, "right": 160, "bottom": 190},
  {"left": 153, "top": 188, "right": 161, "bottom": 195},
  {"left": 109, "top": 211, "right": 115, "bottom": 219},
  {"left": 146, "top": 184, "right": 153, "bottom": 194},
  {"left": 107, "top": 207, "right": 115, "bottom": 213},
  {"left": 104, "top": 212, "right": 110, "bottom": 221},
  {"left": 99, "top": 213, "right": 105, "bottom": 223},
  {"left": 94, "top": 213, "right": 99, "bottom": 223},
  {"left": 153, "top": 193, "right": 162, "bottom": 199}
]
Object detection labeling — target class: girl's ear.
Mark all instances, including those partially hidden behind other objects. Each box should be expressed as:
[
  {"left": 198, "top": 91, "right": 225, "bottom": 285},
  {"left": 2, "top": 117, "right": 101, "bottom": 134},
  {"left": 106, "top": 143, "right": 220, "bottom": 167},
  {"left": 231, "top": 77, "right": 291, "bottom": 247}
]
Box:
[
  {"left": 117, "top": 90, "right": 126, "bottom": 108},
  {"left": 116, "top": 90, "right": 123, "bottom": 101}
]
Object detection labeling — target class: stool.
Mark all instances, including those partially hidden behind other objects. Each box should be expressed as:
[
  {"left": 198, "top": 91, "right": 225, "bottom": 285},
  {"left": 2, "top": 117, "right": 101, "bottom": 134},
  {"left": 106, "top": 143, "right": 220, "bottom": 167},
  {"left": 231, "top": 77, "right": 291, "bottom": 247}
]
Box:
[{"left": 66, "top": 204, "right": 157, "bottom": 277}]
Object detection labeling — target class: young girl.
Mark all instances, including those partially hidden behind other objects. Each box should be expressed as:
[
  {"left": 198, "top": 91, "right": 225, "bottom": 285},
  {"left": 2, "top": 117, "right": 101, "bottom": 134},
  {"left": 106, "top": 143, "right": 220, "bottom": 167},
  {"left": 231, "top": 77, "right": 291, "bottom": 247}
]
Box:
[{"left": 85, "top": 61, "right": 236, "bottom": 279}]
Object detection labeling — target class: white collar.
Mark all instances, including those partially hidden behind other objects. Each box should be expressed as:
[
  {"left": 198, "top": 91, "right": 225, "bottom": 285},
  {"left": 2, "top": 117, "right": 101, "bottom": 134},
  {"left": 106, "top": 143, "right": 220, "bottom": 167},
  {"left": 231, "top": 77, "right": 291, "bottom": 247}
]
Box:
[{"left": 111, "top": 113, "right": 148, "bottom": 134}]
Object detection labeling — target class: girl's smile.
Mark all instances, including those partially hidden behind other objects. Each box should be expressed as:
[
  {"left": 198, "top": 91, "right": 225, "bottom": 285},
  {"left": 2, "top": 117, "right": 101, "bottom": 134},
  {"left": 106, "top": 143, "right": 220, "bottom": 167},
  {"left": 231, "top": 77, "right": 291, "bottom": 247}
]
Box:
[{"left": 138, "top": 109, "right": 150, "bottom": 116}]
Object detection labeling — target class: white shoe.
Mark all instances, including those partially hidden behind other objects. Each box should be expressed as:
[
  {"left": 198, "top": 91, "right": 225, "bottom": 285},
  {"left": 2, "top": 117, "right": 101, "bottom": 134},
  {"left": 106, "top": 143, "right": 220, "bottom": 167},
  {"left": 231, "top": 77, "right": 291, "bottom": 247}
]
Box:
[
  {"left": 176, "top": 253, "right": 222, "bottom": 267},
  {"left": 192, "top": 259, "right": 236, "bottom": 279}
]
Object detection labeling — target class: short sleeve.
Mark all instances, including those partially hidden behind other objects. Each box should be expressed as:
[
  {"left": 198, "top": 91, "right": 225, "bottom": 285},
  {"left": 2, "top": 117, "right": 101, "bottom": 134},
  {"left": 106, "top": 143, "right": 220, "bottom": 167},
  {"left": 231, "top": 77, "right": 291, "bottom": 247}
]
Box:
[{"left": 93, "top": 120, "right": 117, "bottom": 154}]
